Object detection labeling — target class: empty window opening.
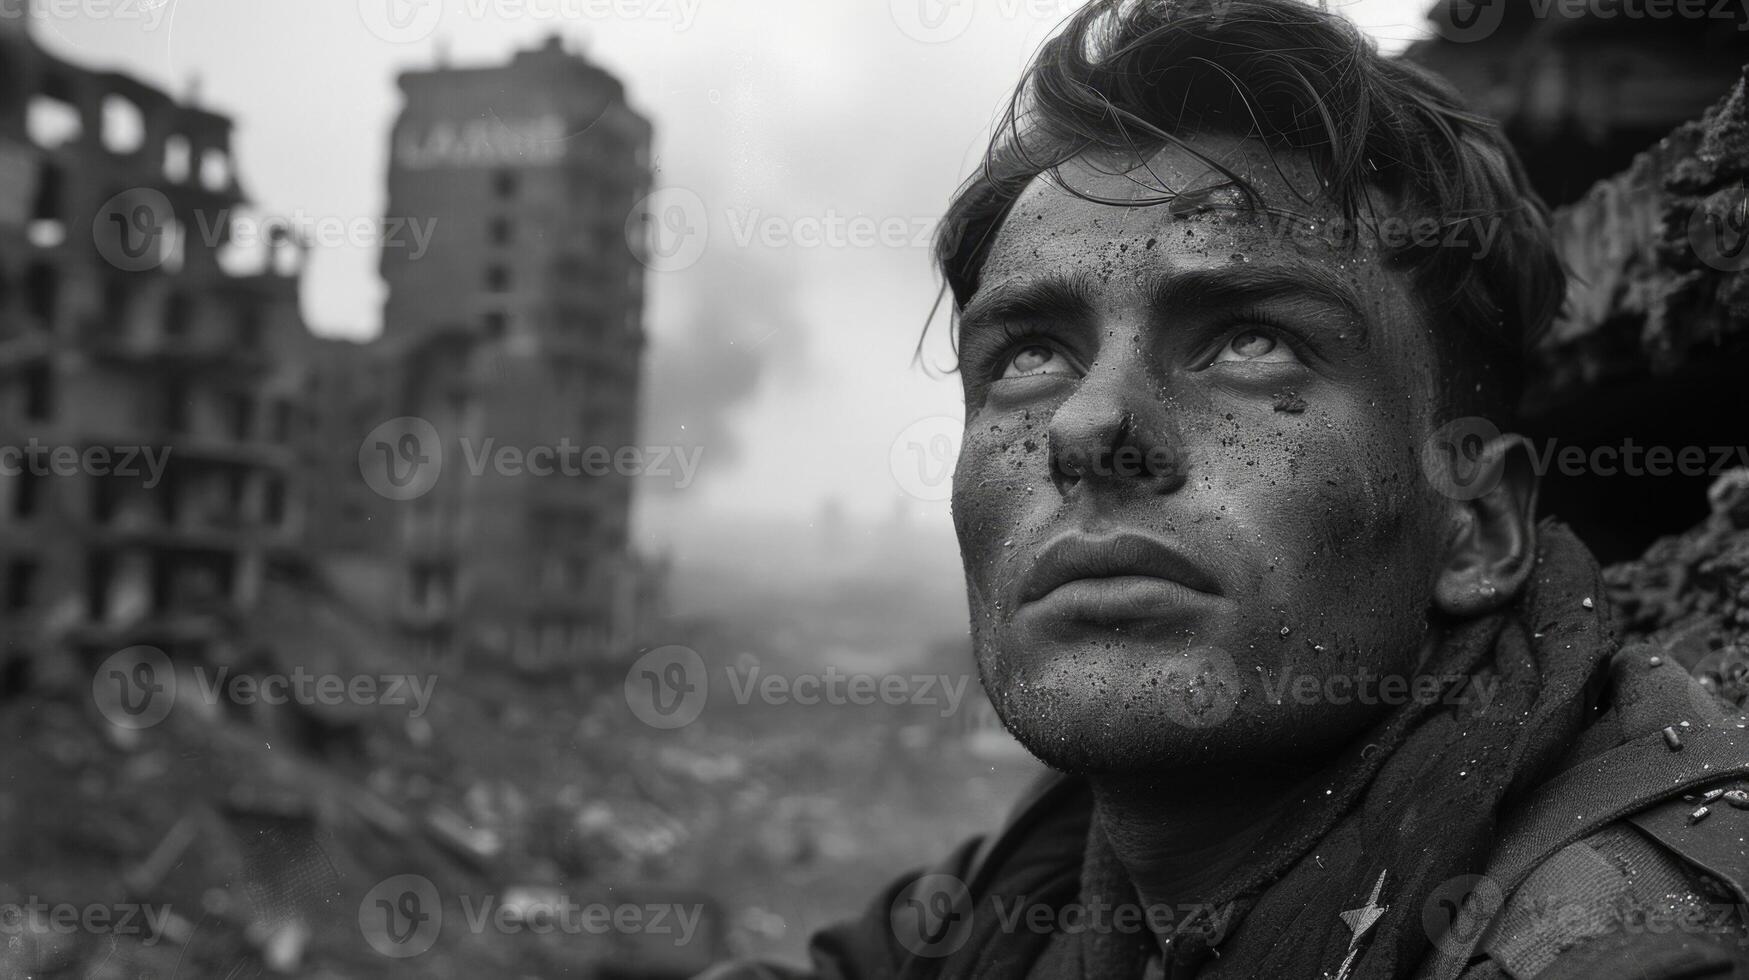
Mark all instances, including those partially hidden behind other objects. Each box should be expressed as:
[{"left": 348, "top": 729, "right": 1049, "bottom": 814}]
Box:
[
  {"left": 26, "top": 96, "right": 82, "bottom": 149},
  {"left": 100, "top": 96, "right": 145, "bottom": 154},
  {"left": 199, "top": 149, "right": 230, "bottom": 192},
  {"left": 163, "top": 135, "right": 191, "bottom": 182}
]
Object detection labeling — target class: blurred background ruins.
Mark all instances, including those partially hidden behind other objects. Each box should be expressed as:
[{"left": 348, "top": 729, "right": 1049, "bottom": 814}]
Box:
[{"left": 3, "top": 0, "right": 1749, "bottom": 976}]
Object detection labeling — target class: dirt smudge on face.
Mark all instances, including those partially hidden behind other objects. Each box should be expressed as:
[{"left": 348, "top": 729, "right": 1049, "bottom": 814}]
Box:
[{"left": 1272, "top": 391, "right": 1307, "bottom": 414}]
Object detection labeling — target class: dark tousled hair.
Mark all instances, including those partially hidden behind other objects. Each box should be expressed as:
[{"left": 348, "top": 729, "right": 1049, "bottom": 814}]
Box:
[{"left": 934, "top": 0, "right": 1565, "bottom": 420}]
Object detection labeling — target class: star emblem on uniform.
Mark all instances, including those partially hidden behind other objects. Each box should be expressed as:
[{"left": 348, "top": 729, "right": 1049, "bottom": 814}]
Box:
[
  {"left": 1331, "top": 870, "right": 1389, "bottom": 980},
  {"left": 1339, "top": 869, "right": 1389, "bottom": 943}
]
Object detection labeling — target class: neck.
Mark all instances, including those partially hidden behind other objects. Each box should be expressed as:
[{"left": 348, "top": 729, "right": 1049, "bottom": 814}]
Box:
[
  {"left": 1089, "top": 634, "right": 1449, "bottom": 957},
  {"left": 1087, "top": 760, "right": 1335, "bottom": 952}
]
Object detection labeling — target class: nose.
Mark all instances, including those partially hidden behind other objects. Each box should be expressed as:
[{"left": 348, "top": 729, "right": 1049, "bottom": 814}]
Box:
[{"left": 1047, "top": 362, "right": 1187, "bottom": 497}]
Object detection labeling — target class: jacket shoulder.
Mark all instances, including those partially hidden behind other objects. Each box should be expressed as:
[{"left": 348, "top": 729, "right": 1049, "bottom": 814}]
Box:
[{"left": 1472, "top": 812, "right": 1749, "bottom": 978}]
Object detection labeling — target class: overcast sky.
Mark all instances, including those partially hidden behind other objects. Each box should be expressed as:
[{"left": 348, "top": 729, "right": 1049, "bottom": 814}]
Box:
[{"left": 33, "top": 0, "right": 1439, "bottom": 554}]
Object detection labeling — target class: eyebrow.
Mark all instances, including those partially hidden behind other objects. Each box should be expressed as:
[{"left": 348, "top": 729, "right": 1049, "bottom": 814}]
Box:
[
  {"left": 960, "top": 262, "right": 1372, "bottom": 345},
  {"left": 959, "top": 273, "right": 1100, "bottom": 333}
]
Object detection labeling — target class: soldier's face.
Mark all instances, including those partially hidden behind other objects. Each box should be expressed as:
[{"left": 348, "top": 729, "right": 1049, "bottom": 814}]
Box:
[{"left": 953, "top": 135, "right": 1453, "bottom": 774}]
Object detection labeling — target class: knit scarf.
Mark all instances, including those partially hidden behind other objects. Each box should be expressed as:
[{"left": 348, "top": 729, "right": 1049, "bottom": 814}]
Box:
[{"left": 924, "top": 521, "right": 1617, "bottom": 980}]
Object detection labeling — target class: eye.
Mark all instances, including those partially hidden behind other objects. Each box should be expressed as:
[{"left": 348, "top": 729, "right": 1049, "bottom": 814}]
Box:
[
  {"left": 1000, "top": 344, "right": 1077, "bottom": 380},
  {"left": 1212, "top": 328, "right": 1298, "bottom": 365}
]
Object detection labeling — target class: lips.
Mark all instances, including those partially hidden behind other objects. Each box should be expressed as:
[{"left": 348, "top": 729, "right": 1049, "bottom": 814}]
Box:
[{"left": 1016, "top": 532, "right": 1222, "bottom": 623}]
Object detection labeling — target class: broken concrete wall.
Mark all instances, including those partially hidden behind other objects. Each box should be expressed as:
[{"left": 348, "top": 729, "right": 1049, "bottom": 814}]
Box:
[{"left": 1522, "top": 67, "right": 1749, "bottom": 560}]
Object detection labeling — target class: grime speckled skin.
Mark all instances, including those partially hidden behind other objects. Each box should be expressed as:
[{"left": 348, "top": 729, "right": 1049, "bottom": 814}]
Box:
[{"left": 952, "top": 135, "right": 1509, "bottom": 776}]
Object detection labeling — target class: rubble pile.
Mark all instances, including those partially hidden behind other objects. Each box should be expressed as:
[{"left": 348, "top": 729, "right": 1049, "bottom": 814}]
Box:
[
  {"left": 2, "top": 562, "right": 1031, "bottom": 978},
  {"left": 1533, "top": 66, "right": 1749, "bottom": 404},
  {"left": 0, "top": 568, "right": 725, "bottom": 979},
  {"left": 1522, "top": 68, "right": 1749, "bottom": 557},
  {"left": 1607, "top": 470, "right": 1749, "bottom": 709}
]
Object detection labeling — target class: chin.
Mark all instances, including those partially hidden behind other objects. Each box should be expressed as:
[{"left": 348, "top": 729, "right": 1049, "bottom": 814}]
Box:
[
  {"left": 977, "top": 635, "right": 1385, "bottom": 777},
  {"left": 977, "top": 637, "right": 1258, "bottom": 774},
  {"left": 996, "top": 699, "right": 1260, "bottom": 776}
]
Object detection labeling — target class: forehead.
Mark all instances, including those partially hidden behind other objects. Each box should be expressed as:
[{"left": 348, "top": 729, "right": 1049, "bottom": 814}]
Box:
[{"left": 978, "top": 135, "right": 1416, "bottom": 322}]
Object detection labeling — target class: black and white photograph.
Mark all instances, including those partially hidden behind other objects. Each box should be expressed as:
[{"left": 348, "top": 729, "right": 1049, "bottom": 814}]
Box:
[{"left": 5, "top": 0, "right": 1749, "bottom": 976}]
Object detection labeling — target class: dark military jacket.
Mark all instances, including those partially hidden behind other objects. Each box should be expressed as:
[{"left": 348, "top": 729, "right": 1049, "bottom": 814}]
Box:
[{"left": 704, "top": 526, "right": 1749, "bottom": 979}]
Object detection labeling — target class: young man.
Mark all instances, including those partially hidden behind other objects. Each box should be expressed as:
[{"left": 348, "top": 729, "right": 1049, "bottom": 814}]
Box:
[{"left": 709, "top": 2, "right": 1749, "bottom": 976}]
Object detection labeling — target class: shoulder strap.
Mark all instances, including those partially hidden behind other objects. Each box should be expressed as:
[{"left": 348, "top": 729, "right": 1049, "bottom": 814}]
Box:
[
  {"left": 1426, "top": 724, "right": 1749, "bottom": 980},
  {"left": 1486, "top": 725, "right": 1749, "bottom": 894},
  {"left": 1474, "top": 820, "right": 1749, "bottom": 978},
  {"left": 1627, "top": 787, "right": 1749, "bottom": 906}
]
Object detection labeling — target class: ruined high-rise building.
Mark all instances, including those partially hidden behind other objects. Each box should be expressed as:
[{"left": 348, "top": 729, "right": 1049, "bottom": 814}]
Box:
[{"left": 326, "top": 35, "right": 655, "bottom": 670}]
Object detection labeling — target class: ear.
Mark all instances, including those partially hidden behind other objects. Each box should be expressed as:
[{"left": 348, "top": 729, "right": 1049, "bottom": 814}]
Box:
[{"left": 1433, "top": 433, "right": 1540, "bottom": 618}]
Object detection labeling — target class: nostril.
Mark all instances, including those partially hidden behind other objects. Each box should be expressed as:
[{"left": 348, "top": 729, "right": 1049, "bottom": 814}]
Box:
[{"left": 1047, "top": 402, "right": 1185, "bottom": 495}]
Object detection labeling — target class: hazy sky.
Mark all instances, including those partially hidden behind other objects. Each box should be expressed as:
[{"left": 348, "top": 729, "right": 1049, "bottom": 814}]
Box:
[{"left": 33, "top": 0, "right": 1439, "bottom": 553}]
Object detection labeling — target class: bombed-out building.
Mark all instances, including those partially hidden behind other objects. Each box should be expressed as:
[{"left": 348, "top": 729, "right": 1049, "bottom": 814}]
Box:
[
  {"left": 315, "top": 36, "right": 658, "bottom": 671},
  {"left": 0, "top": 19, "right": 314, "bottom": 689}
]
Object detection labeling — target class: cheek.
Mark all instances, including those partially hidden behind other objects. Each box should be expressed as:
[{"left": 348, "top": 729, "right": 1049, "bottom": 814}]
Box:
[
  {"left": 1203, "top": 406, "right": 1430, "bottom": 591},
  {"left": 1297, "top": 428, "right": 1413, "bottom": 550},
  {"left": 950, "top": 408, "right": 1054, "bottom": 566}
]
